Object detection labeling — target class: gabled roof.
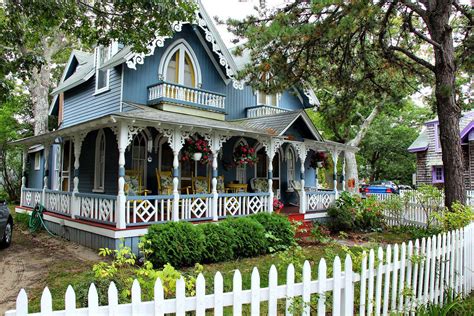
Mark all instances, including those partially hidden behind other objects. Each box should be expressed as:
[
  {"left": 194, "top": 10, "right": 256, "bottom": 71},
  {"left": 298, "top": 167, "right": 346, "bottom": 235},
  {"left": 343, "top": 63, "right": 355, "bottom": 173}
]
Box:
[
  {"left": 238, "top": 110, "right": 323, "bottom": 140},
  {"left": 408, "top": 129, "right": 428, "bottom": 152},
  {"left": 51, "top": 50, "right": 95, "bottom": 96}
]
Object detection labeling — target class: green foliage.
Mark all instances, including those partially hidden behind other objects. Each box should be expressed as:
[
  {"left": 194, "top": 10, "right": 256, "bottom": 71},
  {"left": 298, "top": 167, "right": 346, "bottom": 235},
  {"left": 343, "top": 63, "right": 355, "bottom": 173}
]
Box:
[
  {"left": 406, "top": 185, "right": 444, "bottom": 228},
  {"left": 198, "top": 223, "right": 236, "bottom": 263},
  {"left": 327, "top": 192, "right": 384, "bottom": 232},
  {"left": 250, "top": 212, "right": 296, "bottom": 249},
  {"left": 407, "top": 291, "right": 472, "bottom": 316},
  {"left": 310, "top": 223, "right": 331, "bottom": 244},
  {"left": 433, "top": 203, "right": 474, "bottom": 232},
  {"left": 142, "top": 221, "right": 205, "bottom": 268},
  {"left": 220, "top": 217, "right": 268, "bottom": 258},
  {"left": 389, "top": 226, "right": 442, "bottom": 240}
]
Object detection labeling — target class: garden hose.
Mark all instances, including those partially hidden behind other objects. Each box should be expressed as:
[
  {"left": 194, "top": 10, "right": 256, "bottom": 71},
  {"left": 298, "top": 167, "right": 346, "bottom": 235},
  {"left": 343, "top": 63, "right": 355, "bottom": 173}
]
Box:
[{"left": 29, "top": 203, "right": 55, "bottom": 236}]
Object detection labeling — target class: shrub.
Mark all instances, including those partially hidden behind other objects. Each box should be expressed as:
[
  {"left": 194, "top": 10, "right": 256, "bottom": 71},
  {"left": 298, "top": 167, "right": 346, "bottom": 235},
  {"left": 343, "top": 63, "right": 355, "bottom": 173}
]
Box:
[
  {"left": 250, "top": 212, "right": 295, "bottom": 248},
  {"left": 356, "top": 196, "right": 384, "bottom": 232},
  {"left": 327, "top": 192, "right": 359, "bottom": 231},
  {"left": 433, "top": 202, "right": 473, "bottom": 232},
  {"left": 198, "top": 223, "right": 236, "bottom": 263},
  {"left": 219, "top": 217, "right": 268, "bottom": 258},
  {"left": 142, "top": 221, "right": 205, "bottom": 268}
]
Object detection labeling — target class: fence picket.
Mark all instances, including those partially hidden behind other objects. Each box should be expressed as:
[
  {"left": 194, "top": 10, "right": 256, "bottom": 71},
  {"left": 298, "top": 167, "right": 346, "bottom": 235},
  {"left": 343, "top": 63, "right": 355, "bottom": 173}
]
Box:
[
  {"left": 154, "top": 278, "right": 164, "bottom": 316},
  {"left": 398, "top": 242, "right": 407, "bottom": 311},
  {"left": 40, "top": 286, "right": 53, "bottom": 315},
  {"left": 391, "top": 244, "right": 399, "bottom": 311},
  {"left": 108, "top": 282, "right": 118, "bottom": 316},
  {"left": 268, "top": 265, "right": 278, "bottom": 315},
  {"left": 411, "top": 239, "right": 420, "bottom": 312},
  {"left": 87, "top": 284, "right": 98, "bottom": 316},
  {"left": 64, "top": 286, "right": 76, "bottom": 315},
  {"left": 360, "top": 252, "right": 368, "bottom": 316},
  {"left": 423, "top": 237, "right": 432, "bottom": 305},
  {"left": 214, "top": 272, "right": 223, "bottom": 316},
  {"left": 302, "top": 261, "right": 311, "bottom": 316},
  {"left": 196, "top": 273, "right": 206, "bottom": 316},
  {"left": 16, "top": 289, "right": 28, "bottom": 316},
  {"left": 251, "top": 267, "right": 261, "bottom": 315},
  {"left": 367, "top": 249, "right": 375, "bottom": 315},
  {"left": 429, "top": 236, "right": 437, "bottom": 303},
  {"left": 405, "top": 241, "right": 413, "bottom": 312},
  {"left": 417, "top": 238, "right": 426, "bottom": 306},
  {"left": 286, "top": 263, "right": 295, "bottom": 316},
  {"left": 374, "top": 248, "right": 383, "bottom": 316},
  {"left": 131, "top": 279, "right": 141, "bottom": 316},
  {"left": 382, "top": 246, "right": 391, "bottom": 316},
  {"left": 344, "top": 255, "right": 354, "bottom": 315},
  {"left": 448, "top": 231, "right": 455, "bottom": 300},
  {"left": 435, "top": 234, "right": 442, "bottom": 304},
  {"left": 176, "top": 277, "right": 186, "bottom": 316},
  {"left": 317, "top": 259, "right": 327, "bottom": 316},
  {"left": 233, "top": 270, "right": 242, "bottom": 315},
  {"left": 333, "top": 256, "right": 342, "bottom": 316}
]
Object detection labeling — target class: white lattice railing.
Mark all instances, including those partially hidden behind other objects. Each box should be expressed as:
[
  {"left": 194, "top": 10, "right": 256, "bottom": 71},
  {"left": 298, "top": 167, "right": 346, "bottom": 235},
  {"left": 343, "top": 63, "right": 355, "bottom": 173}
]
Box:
[
  {"left": 180, "top": 194, "right": 213, "bottom": 220},
  {"left": 217, "top": 192, "right": 269, "bottom": 217},
  {"left": 76, "top": 193, "right": 116, "bottom": 225},
  {"left": 21, "top": 188, "right": 43, "bottom": 209},
  {"left": 148, "top": 81, "right": 226, "bottom": 110},
  {"left": 306, "top": 191, "right": 336, "bottom": 212},
  {"left": 44, "top": 190, "right": 72, "bottom": 216},
  {"left": 126, "top": 195, "right": 173, "bottom": 226},
  {"left": 246, "top": 105, "right": 292, "bottom": 118}
]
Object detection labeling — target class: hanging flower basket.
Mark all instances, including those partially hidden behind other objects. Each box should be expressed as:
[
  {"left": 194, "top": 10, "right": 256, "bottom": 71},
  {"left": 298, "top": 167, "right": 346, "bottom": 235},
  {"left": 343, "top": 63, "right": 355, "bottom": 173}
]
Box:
[
  {"left": 181, "top": 137, "right": 211, "bottom": 165},
  {"left": 310, "top": 151, "right": 328, "bottom": 169},
  {"left": 273, "top": 197, "right": 284, "bottom": 213},
  {"left": 233, "top": 142, "right": 258, "bottom": 166}
]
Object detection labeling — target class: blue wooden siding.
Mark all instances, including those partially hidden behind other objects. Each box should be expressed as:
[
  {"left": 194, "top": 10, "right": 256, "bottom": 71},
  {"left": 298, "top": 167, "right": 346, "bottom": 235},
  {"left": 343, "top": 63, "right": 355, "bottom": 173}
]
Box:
[
  {"left": 78, "top": 128, "right": 118, "bottom": 194},
  {"left": 225, "top": 85, "right": 256, "bottom": 120},
  {"left": 280, "top": 90, "right": 305, "bottom": 111},
  {"left": 27, "top": 151, "right": 44, "bottom": 189},
  {"left": 122, "top": 25, "right": 227, "bottom": 105},
  {"left": 62, "top": 67, "right": 122, "bottom": 128}
]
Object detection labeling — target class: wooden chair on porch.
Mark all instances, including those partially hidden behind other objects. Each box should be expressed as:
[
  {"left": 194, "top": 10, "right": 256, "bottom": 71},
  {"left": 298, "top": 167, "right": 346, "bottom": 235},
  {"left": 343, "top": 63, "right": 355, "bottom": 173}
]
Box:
[
  {"left": 124, "top": 170, "right": 150, "bottom": 196},
  {"left": 187, "top": 174, "right": 209, "bottom": 194},
  {"left": 251, "top": 177, "right": 280, "bottom": 199},
  {"left": 156, "top": 169, "right": 173, "bottom": 195}
]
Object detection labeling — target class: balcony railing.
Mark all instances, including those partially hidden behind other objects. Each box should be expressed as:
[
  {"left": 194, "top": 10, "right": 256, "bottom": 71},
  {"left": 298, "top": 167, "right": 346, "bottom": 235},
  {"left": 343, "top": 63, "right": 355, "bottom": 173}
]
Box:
[
  {"left": 246, "top": 105, "right": 292, "bottom": 118},
  {"left": 148, "top": 81, "right": 226, "bottom": 111}
]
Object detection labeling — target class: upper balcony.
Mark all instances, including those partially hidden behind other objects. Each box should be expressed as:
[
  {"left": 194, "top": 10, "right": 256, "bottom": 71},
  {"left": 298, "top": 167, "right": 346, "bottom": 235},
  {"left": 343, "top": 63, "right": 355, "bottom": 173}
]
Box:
[
  {"left": 148, "top": 81, "right": 226, "bottom": 120},
  {"left": 246, "top": 105, "right": 292, "bottom": 118}
]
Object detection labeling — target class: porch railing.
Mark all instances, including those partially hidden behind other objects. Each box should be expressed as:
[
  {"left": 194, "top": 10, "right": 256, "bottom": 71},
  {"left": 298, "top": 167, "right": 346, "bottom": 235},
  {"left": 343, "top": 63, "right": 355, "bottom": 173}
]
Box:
[
  {"left": 180, "top": 194, "right": 213, "bottom": 221},
  {"left": 246, "top": 105, "right": 292, "bottom": 118},
  {"left": 148, "top": 81, "right": 226, "bottom": 110},
  {"left": 21, "top": 188, "right": 43, "bottom": 209},
  {"left": 44, "top": 190, "right": 72, "bottom": 217},
  {"left": 217, "top": 192, "right": 270, "bottom": 217},
  {"left": 126, "top": 195, "right": 173, "bottom": 226},
  {"left": 76, "top": 192, "right": 117, "bottom": 225},
  {"left": 306, "top": 191, "right": 336, "bottom": 212}
]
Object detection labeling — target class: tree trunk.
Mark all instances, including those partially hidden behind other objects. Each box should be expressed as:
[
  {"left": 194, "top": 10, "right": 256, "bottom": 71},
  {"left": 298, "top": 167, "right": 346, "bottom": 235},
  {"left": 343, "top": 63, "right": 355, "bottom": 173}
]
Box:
[
  {"left": 29, "top": 64, "right": 51, "bottom": 136},
  {"left": 428, "top": 2, "right": 465, "bottom": 207},
  {"left": 344, "top": 105, "right": 380, "bottom": 192}
]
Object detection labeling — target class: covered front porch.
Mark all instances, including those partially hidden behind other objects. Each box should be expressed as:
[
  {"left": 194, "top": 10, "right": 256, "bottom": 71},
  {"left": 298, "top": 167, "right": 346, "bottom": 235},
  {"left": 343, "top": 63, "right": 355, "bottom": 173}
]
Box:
[{"left": 16, "top": 107, "right": 356, "bottom": 231}]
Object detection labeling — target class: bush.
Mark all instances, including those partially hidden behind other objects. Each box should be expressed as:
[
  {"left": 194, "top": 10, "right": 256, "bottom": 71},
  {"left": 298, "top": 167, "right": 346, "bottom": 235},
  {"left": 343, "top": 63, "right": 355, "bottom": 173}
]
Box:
[
  {"left": 433, "top": 202, "right": 474, "bottom": 232},
  {"left": 142, "top": 221, "right": 205, "bottom": 268},
  {"left": 250, "top": 212, "right": 295, "bottom": 248},
  {"left": 198, "top": 223, "right": 236, "bottom": 263},
  {"left": 357, "top": 196, "right": 384, "bottom": 232},
  {"left": 220, "top": 217, "right": 268, "bottom": 258}
]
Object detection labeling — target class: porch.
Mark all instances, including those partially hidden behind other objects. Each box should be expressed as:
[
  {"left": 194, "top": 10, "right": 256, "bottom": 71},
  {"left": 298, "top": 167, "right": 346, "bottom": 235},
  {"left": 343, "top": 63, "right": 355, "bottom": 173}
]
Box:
[{"left": 15, "top": 106, "right": 356, "bottom": 232}]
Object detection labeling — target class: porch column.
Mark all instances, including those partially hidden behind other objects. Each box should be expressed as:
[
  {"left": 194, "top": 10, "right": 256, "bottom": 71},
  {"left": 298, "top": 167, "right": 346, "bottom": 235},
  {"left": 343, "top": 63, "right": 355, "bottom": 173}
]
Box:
[
  {"left": 172, "top": 148, "right": 180, "bottom": 222},
  {"left": 205, "top": 132, "right": 228, "bottom": 221},
  {"left": 295, "top": 143, "right": 307, "bottom": 214},
  {"left": 263, "top": 137, "right": 284, "bottom": 213},
  {"left": 341, "top": 152, "right": 346, "bottom": 192},
  {"left": 315, "top": 165, "right": 319, "bottom": 192},
  {"left": 20, "top": 147, "right": 27, "bottom": 206},
  {"left": 71, "top": 134, "right": 86, "bottom": 219},
  {"left": 116, "top": 122, "right": 128, "bottom": 229},
  {"left": 331, "top": 149, "right": 340, "bottom": 198},
  {"left": 42, "top": 143, "right": 51, "bottom": 205}
]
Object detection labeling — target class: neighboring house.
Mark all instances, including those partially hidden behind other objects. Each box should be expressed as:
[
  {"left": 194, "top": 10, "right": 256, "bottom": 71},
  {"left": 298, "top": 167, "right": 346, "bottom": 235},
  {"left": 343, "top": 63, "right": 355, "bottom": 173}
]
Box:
[
  {"left": 408, "top": 111, "right": 474, "bottom": 189},
  {"left": 13, "top": 2, "right": 355, "bottom": 252}
]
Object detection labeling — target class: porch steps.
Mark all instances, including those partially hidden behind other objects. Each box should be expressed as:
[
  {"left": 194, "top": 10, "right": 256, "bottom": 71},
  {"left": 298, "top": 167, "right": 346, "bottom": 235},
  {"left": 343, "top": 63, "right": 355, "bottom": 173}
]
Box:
[{"left": 285, "top": 213, "right": 313, "bottom": 239}]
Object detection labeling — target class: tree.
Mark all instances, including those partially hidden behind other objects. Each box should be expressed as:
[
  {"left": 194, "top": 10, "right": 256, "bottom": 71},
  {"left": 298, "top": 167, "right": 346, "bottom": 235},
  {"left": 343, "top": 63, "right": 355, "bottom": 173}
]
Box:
[
  {"left": 1, "top": 0, "right": 196, "bottom": 135},
  {"left": 227, "top": 0, "right": 472, "bottom": 207},
  {"left": 357, "top": 102, "right": 432, "bottom": 184}
]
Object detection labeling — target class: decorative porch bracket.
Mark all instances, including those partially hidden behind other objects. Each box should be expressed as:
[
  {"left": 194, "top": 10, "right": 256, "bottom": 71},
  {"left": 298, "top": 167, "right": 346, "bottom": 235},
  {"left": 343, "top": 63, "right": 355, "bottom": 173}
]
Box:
[
  {"left": 260, "top": 137, "right": 284, "bottom": 213},
  {"left": 204, "top": 131, "right": 230, "bottom": 221},
  {"left": 294, "top": 142, "right": 309, "bottom": 214},
  {"left": 70, "top": 131, "right": 88, "bottom": 219}
]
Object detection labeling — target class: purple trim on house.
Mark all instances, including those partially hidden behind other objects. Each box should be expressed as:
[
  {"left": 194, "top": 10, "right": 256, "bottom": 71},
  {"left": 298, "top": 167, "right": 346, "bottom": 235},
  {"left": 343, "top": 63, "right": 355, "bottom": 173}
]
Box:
[
  {"left": 432, "top": 165, "right": 444, "bottom": 184},
  {"left": 434, "top": 123, "right": 442, "bottom": 152},
  {"left": 408, "top": 146, "right": 428, "bottom": 153},
  {"left": 460, "top": 120, "right": 474, "bottom": 141}
]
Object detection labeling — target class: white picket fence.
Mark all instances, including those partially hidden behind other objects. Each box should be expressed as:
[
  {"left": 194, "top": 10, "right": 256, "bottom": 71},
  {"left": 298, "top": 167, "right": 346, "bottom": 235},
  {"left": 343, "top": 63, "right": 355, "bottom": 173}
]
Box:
[{"left": 6, "top": 222, "right": 474, "bottom": 316}]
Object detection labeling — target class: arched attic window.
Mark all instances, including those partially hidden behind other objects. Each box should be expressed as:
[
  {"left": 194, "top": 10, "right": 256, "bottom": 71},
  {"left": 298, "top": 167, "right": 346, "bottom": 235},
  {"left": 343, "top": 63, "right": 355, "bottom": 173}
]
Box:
[{"left": 160, "top": 40, "right": 201, "bottom": 88}]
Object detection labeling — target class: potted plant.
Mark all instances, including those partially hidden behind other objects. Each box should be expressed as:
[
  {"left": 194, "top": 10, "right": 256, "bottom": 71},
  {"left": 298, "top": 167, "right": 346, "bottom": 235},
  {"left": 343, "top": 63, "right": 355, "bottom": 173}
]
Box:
[
  {"left": 310, "top": 151, "right": 328, "bottom": 169},
  {"left": 181, "top": 137, "right": 211, "bottom": 164},
  {"left": 273, "top": 197, "right": 284, "bottom": 214},
  {"left": 233, "top": 142, "right": 258, "bottom": 166}
]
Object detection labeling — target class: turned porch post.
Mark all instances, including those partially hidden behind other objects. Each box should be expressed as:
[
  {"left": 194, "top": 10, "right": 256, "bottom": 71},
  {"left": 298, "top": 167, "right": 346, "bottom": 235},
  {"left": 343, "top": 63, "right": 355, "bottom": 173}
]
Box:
[
  {"left": 315, "top": 165, "right": 319, "bottom": 192},
  {"left": 331, "top": 149, "right": 340, "bottom": 198},
  {"left": 20, "top": 147, "right": 27, "bottom": 206},
  {"left": 172, "top": 148, "right": 180, "bottom": 222},
  {"left": 42, "top": 143, "right": 51, "bottom": 205},
  {"left": 71, "top": 134, "right": 86, "bottom": 219},
  {"left": 263, "top": 138, "right": 283, "bottom": 213},
  {"left": 116, "top": 122, "right": 128, "bottom": 229},
  {"left": 206, "top": 132, "right": 228, "bottom": 221},
  {"left": 295, "top": 143, "right": 307, "bottom": 214},
  {"left": 341, "top": 152, "right": 346, "bottom": 192}
]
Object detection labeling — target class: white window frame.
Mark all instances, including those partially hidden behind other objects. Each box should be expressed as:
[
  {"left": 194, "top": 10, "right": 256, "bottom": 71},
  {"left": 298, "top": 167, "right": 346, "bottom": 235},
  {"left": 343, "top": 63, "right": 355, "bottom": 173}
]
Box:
[
  {"left": 159, "top": 39, "right": 202, "bottom": 87},
  {"left": 256, "top": 90, "right": 281, "bottom": 107},
  {"left": 286, "top": 145, "right": 296, "bottom": 183},
  {"left": 94, "top": 45, "right": 111, "bottom": 95},
  {"left": 131, "top": 131, "right": 148, "bottom": 188},
  {"left": 93, "top": 129, "right": 106, "bottom": 192},
  {"left": 34, "top": 152, "right": 41, "bottom": 170}
]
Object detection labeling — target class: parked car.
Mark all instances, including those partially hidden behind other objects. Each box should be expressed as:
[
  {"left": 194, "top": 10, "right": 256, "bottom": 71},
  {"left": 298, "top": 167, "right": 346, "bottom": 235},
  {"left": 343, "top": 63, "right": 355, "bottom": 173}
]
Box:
[
  {"left": 360, "top": 180, "right": 399, "bottom": 196},
  {"left": 397, "top": 184, "right": 413, "bottom": 190},
  {"left": 0, "top": 200, "right": 13, "bottom": 248}
]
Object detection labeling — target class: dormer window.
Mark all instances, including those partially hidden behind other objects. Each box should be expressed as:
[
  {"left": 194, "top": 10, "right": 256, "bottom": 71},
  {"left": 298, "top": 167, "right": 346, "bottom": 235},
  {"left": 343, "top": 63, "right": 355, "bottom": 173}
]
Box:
[
  {"left": 95, "top": 46, "right": 111, "bottom": 94},
  {"left": 257, "top": 91, "right": 280, "bottom": 107},
  {"left": 161, "top": 40, "right": 201, "bottom": 88}
]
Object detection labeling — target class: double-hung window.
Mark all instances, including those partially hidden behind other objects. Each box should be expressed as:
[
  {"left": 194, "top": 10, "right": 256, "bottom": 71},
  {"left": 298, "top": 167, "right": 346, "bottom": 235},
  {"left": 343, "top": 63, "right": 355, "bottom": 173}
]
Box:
[
  {"left": 95, "top": 46, "right": 111, "bottom": 94},
  {"left": 432, "top": 166, "right": 444, "bottom": 183}
]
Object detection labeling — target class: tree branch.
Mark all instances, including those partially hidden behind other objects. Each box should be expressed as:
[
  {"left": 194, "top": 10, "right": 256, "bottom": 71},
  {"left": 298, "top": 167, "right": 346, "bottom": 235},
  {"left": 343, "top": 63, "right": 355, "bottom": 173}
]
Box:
[
  {"left": 406, "top": 11, "right": 442, "bottom": 49},
  {"left": 453, "top": 0, "right": 473, "bottom": 24},
  {"left": 388, "top": 45, "right": 436, "bottom": 72}
]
